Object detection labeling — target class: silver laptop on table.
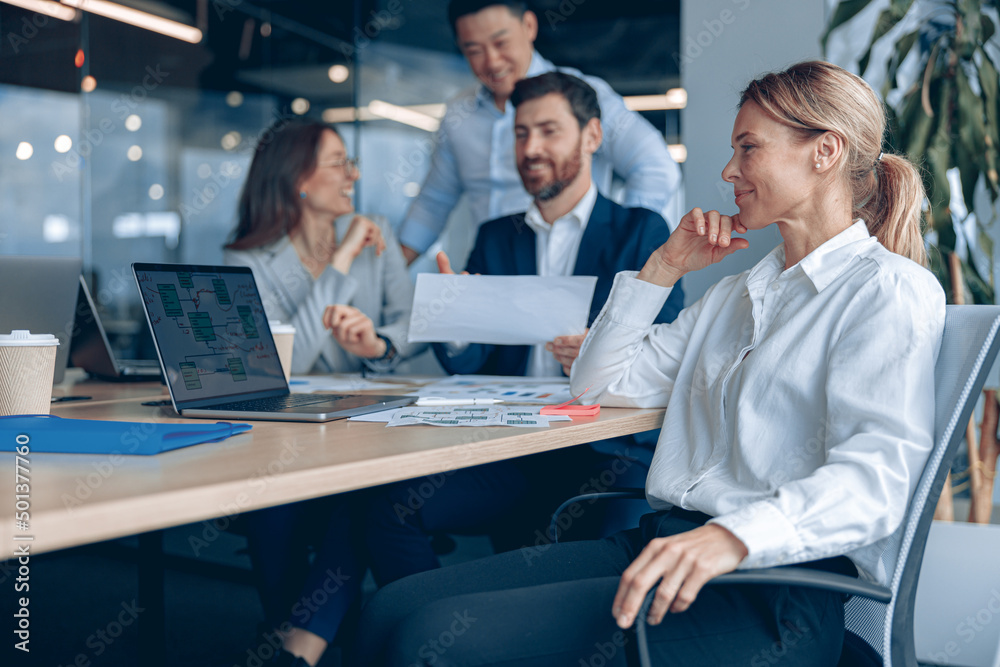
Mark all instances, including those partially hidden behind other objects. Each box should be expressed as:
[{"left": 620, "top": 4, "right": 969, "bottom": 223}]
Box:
[
  {"left": 0, "top": 255, "right": 82, "bottom": 384},
  {"left": 132, "top": 262, "right": 413, "bottom": 422},
  {"left": 70, "top": 276, "right": 162, "bottom": 380}
]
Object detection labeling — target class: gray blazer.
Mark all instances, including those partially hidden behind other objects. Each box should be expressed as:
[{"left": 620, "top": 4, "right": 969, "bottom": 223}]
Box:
[{"left": 224, "top": 214, "right": 423, "bottom": 374}]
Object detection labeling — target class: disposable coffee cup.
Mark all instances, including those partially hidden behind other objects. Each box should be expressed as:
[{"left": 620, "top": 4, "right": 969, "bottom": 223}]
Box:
[
  {"left": 0, "top": 330, "right": 60, "bottom": 416},
  {"left": 269, "top": 320, "right": 296, "bottom": 383}
]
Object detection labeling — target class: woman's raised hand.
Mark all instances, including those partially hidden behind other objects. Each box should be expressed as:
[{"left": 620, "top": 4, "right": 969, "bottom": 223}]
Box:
[
  {"left": 638, "top": 208, "right": 749, "bottom": 287},
  {"left": 331, "top": 215, "right": 387, "bottom": 275},
  {"left": 323, "top": 304, "right": 386, "bottom": 359}
]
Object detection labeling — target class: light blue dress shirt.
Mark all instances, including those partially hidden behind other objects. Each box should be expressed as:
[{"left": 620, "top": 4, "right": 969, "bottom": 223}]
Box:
[{"left": 398, "top": 51, "right": 683, "bottom": 254}]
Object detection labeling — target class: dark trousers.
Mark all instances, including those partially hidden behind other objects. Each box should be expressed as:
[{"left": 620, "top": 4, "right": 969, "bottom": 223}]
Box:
[
  {"left": 243, "top": 493, "right": 365, "bottom": 644},
  {"left": 364, "top": 437, "right": 652, "bottom": 587},
  {"left": 355, "top": 508, "right": 851, "bottom": 666}
]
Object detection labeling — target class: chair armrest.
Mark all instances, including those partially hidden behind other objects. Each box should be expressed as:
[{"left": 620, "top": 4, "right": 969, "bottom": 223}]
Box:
[
  {"left": 633, "top": 568, "right": 890, "bottom": 667},
  {"left": 549, "top": 488, "right": 646, "bottom": 542},
  {"left": 709, "top": 567, "right": 891, "bottom": 603}
]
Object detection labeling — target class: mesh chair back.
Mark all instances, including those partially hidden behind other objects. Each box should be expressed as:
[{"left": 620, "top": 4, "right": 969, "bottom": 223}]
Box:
[{"left": 843, "top": 305, "right": 1000, "bottom": 666}]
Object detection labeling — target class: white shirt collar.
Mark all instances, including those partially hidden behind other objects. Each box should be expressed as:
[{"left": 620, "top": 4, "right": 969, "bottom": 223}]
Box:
[
  {"left": 750, "top": 220, "right": 874, "bottom": 293},
  {"left": 523, "top": 181, "right": 597, "bottom": 238}
]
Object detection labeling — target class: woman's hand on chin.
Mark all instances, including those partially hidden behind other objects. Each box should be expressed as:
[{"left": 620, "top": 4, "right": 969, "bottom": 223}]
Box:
[
  {"left": 331, "top": 215, "right": 386, "bottom": 274},
  {"left": 638, "top": 208, "right": 749, "bottom": 287}
]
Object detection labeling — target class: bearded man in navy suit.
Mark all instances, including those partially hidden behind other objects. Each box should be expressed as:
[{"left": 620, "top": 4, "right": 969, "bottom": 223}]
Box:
[{"left": 365, "top": 72, "right": 684, "bottom": 586}]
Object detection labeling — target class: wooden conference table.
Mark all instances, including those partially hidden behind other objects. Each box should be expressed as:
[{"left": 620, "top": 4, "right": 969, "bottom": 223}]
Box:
[{"left": 1, "top": 371, "right": 665, "bottom": 560}]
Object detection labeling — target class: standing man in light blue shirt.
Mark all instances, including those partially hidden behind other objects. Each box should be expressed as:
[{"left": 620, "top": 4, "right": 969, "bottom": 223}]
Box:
[{"left": 398, "top": 0, "right": 682, "bottom": 264}]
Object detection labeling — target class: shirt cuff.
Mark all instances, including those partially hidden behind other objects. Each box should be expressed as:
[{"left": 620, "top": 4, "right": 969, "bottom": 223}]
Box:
[
  {"left": 398, "top": 220, "right": 437, "bottom": 255},
  {"left": 709, "top": 501, "right": 803, "bottom": 569},
  {"left": 602, "top": 271, "right": 674, "bottom": 330}
]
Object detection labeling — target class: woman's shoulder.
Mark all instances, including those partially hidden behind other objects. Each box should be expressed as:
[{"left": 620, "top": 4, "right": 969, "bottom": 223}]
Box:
[{"left": 858, "top": 242, "right": 944, "bottom": 298}]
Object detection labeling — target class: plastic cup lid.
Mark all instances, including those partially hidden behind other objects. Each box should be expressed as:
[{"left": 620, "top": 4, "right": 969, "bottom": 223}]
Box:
[
  {"left": 0, "top": 330, "right": 60, "bottom": 346},
  {"left": 268, "top": 320, "right": 296, "bottom": 334}
]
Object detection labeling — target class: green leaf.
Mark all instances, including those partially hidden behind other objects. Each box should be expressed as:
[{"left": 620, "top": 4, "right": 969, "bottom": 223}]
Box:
[
  {"left": 955, "top": 67, "right": 988, "bottom": 210},
  {"left": 822, "top": 0, "right": 878, "bottom": 53},
  {"left": 982, "top": 14, "right": 996, "bottom": 42},
  {"left": 979, "top": 54, "right": 1000, "bottom": 200},
  {"left": 963, "top": 258, "right": 994, "bottom": 304},
  {"left": 884, "top": 29, "right": 920, "bottom": 94},
  {"left": 900, "top": 83, "right": 935, "bottom": 161},
  {"left": 925, "top": 76, "right": 955, "bottom": 237}
]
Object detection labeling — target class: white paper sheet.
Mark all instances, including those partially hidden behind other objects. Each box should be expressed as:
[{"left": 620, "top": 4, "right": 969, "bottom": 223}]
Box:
[
  {"left": 288, "top": 374, "right": 413, "bottom": 393},
  {"left": 407, "top": 274, "right": 597, "bottom": 345},
  {"left": 350, "top": 406, "right": 571, "bottom": 427},
  {"left": 408, "top": 376, "right": 573, "bottom": 404},
  {"left": 384, "top": 406, "right": 571, "bottom": 428}
]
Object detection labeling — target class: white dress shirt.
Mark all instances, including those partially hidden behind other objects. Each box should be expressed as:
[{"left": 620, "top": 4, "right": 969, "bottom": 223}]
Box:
[
  {"left": 571, "top": 221, "right": 945, "bottom": 585},
  {"left": 523, "top": 183, "right": 598, "bottom": 378},
  {"left": 397, "top": 51, "right": 682, "bottom": 254}
]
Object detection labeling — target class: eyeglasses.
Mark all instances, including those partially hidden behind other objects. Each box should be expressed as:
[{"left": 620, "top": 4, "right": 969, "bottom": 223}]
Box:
[{"left": 318, "top": 157, "right": 360, "bottom": 174}]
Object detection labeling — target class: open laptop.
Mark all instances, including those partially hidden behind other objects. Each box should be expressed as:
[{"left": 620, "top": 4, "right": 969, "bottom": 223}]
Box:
[
  {"left": 132, "top": 262, "right": 413, "bottom": 422},
  {"left": 70, "top": 276, "right": 162, "bottom": 381},
  {"left": 0, "top": 255, "right": 82, "bottom": 384}
]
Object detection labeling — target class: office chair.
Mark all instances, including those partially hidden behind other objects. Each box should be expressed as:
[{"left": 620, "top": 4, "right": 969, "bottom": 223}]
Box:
[{"left": 549, "top": 305, "right": 1000, "bottom": 667}]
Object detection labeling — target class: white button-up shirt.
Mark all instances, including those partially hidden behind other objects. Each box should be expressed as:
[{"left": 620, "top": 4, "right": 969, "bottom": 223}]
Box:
[
  {"left": 571, "top": 221, "right": 945, "bottom": 585},
  {"left": 523, "top": 183, "right": 597, "bottom": 378}
]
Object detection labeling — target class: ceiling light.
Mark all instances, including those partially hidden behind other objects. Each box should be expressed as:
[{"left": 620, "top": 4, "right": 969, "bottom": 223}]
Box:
[
  {"left": 148, "top": 184, "right": 164, "bottom": 200},
  {"left": 0, "top": 0, "right": 77, "bottom": 21},
  {"left": 291, "top": 98, "right": 310, "bottom": 115},
  {"left": 368, "top": 100, "right": 440, "bottom": 132},
  {"left": 54, "top": 135, "right": 73, "bottom": 153},
  {"left": 623, "top": 92, "right": 687, "bottom": 112},
  {"left": 15, "top": 142, "right": 33, "bottom": 160},
  {"left": 125, "top": 114, "right": 142, "bottom": 131},
  {"left": 127, "top": 145, "right": 142, "bottom": 161},
  {"left": 225, "top": 91, "right": 244, "bottom": 108},
  {"left": 62, "top": 0, "right": 202, "bottom": 44},
  {"left": 667, "top": 144, "right": 687, "bottom": 163},
  {"left": 81, "top": 75, "right": 97, "bottom": 92},
  {"left": 221, "top": 131, "right": 241, "bottom": 150},
  {"left": 328, "top": 65, "right": 349, "bottom": 83}
]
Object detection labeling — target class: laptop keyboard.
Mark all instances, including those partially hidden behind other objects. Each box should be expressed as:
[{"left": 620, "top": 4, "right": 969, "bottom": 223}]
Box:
[{"left": 211, "top": 394, "right": 350, "bottom": 412}]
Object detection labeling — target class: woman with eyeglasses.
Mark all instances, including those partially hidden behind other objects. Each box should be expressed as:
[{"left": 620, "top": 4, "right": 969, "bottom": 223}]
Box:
[
  {"left": 225, "top": 120, "right": 420, "bottom": 375},
  {"left": 224, "top": 120, "right": 422, "bottom": 667}
]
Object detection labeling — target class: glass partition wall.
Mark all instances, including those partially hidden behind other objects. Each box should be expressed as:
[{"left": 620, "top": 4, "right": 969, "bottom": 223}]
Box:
[{"left": 0, "top": 0, "right": 681, "bottom": 361}]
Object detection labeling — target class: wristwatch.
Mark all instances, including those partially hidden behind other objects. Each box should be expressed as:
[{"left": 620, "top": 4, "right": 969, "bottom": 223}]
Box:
[{"left": 375, "top": 334, "right": 397, "bottom": 363}]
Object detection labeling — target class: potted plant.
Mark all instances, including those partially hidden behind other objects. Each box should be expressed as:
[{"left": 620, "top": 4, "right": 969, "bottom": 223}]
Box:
[{"left": 824, "top": 0, "right": 1000, "bottom": 521}]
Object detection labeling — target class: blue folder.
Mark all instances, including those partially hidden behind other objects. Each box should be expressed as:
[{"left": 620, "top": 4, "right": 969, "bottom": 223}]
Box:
[{"left": 0, "top": 415, "right": 252, "bottom": 455}]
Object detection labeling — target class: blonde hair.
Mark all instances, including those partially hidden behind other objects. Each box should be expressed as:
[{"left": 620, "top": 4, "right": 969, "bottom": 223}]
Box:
[{"left": 740, "top": 61, "right": 927, "bottom": 266}]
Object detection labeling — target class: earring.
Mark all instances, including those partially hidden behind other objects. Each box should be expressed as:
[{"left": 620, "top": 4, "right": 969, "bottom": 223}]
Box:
[
  {"left": 814, "top": 163, "right": 821, "bottom": 169},
  {"left": 299, "top": 191, "right": 307, "bottom": 199}
]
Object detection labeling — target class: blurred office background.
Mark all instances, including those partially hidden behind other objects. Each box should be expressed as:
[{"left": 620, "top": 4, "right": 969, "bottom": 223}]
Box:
[{"left": 0, "top": 0, "right": 691, "bottom": 365}]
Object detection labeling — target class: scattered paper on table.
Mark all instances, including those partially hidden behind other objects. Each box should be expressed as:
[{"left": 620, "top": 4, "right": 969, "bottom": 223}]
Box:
[
  {"left": 409, "top": 376, "right": 573, "bottom": 404},
  {"left": 289, "top": 374, "right": 413, "bottom": 393},
  {"left": 372, "top": 405, "right": 572, "bottom": 427},
  {"left": 408, "top": 274, "right": 597, "bottom": 345}
]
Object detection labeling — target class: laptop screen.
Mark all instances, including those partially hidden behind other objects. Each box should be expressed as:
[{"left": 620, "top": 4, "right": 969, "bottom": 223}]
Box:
[{"left": 133, "top": 263, "right": 287, "bottom": 403}]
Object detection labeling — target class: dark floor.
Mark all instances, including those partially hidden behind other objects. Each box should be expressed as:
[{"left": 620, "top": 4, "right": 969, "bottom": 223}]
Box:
[{"left": 1, "top": 525, "right": 492, "bottom": 667}]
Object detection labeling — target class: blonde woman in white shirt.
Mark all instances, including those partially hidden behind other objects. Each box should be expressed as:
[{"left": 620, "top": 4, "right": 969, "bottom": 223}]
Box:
[{"left": 355, "top": 60, "right": 944, "bottom": 667}]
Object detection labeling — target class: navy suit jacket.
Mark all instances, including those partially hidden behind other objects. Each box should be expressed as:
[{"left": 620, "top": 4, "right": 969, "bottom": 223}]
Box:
[{"left": 433, "top": 194, "right": 684, "bottom": 376}]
